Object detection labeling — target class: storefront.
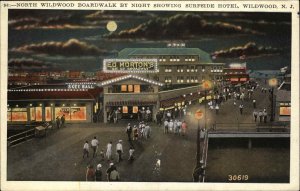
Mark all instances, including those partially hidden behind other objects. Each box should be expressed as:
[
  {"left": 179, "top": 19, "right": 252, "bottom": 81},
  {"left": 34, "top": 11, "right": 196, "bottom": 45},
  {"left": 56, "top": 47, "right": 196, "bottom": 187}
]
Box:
[
  {"left": 275, "top": 82, "right": 291, "bottom": 122},
  {"left": 99, "top": 75, "right": 162, "bottom": 123},
  {"left": 7, "top": 87, "right": 101, "bottom": 124}
]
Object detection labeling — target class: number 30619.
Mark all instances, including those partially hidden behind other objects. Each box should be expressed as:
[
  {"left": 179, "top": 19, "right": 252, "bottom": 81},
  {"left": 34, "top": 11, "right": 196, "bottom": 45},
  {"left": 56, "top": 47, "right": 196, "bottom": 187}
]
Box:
[{"left": 228, "top": 175, "right": 248, "bottom": 181}]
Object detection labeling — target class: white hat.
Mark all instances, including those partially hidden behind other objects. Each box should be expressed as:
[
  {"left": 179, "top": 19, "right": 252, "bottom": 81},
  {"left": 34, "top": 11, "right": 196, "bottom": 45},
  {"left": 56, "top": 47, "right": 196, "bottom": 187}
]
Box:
[
  {"left": 97, "top": 164, "right": 102, "bottom": 170},
  {"left": 110, "top": 162, "right": 114, "bottom": 166},
  {"left": 119, "top": 140, "right": 122, "bottom": 142}
]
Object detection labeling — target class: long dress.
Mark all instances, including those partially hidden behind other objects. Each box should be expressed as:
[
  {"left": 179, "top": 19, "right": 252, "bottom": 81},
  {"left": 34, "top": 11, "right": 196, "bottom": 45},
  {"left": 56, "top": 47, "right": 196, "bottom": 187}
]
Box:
[{"left": 106, "top": 143, "right": 112, "bottom": 160}]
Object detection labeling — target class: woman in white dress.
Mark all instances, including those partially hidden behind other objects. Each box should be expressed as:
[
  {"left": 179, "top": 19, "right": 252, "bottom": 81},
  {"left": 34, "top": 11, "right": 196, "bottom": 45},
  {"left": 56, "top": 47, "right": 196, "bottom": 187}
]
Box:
[{"left": 106, "top": 141, "right": 113, "bottom": 161}]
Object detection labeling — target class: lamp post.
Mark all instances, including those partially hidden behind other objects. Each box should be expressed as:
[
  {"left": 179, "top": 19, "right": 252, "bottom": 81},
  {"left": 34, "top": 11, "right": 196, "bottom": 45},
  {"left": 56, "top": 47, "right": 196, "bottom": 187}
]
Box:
[
  {"left": 202, "top": 80, "right": 212, "bottom": 130},
  {"left": 194, "top": 109, "right": 204, "bottom": 167},
  {"left": 193, "top": 109, "right": 204, "bottom": 182},
  {"left": 268, "top": 78, "right": 278, "bottom": 122}
]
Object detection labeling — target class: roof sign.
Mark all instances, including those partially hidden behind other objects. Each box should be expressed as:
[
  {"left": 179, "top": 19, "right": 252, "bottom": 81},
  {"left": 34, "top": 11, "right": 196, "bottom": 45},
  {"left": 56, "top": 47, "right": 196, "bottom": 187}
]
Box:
[{"left": 103, "top": 59, "right": 158, "bottom": 73}]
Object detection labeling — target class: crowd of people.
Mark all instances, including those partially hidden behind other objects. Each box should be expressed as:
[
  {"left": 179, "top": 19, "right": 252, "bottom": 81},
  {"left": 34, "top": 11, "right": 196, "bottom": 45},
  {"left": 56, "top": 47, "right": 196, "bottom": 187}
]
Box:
[
  {"left": 163, "top": 119, "right": 188, "bottom": 136},
  {"left": 81, "top": 80, "right": 275, "bottom": 181}
]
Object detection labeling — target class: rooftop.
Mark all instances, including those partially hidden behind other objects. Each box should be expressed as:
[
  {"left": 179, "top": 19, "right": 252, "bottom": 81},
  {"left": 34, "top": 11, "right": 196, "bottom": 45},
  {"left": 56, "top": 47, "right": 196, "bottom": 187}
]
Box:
[
  {"left": 118, "top": 48, "right": 212, "bottom": 63},
  {"left": 8, "top": 88, "right": 102, "bottom": 101}
]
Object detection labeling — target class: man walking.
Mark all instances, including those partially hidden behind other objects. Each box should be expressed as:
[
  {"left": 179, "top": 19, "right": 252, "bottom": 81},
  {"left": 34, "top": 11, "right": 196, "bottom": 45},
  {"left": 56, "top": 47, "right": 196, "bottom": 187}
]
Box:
[
  {"left": 116, "top": 140, "right": 123, "bottom": 162},
  {"left": 56, "top": 116, "right": 61, "bottom": 129},
  {"left": 83, "top": 141, "right": 89, "bottom": 158},
  {"left": 239, "top": 104, "right": 244, "bottom": 115},
  {"left": 253, "top": 99, "right": 256, "bottom": 108},
  {"left": 60, "top": 114, "right": 65, "bottom": 128},
  {"left": 91, "top": 136, "right": 99, "bottom": 158},
  {"left": 263, "top": 110, "right": 268, "bottom": 123},
  {"left": 168, "top": 120, "right": 174, "bottom": 133},
  {"left": 181, "top": 121, "right": 187, "bottom": 136},
  {"left": 109, "top": 166, "right": 120, "bottom": 181},
  {"left": 164, "top": 119, "right": 169, "bottom": 134},
  {"left": 126, "top": 123, "right": 132, "bottom": 141},
  {"left": 144, "top": 123, "right": 151, "bottom": 139},
  {"left": 215, "top": 104, "right": 220, "bottom": 115},
  {"left": 253, "top": 110, "right": 258, "bottom": 122},
  {"left": 258, "top": 111, "right": 263, "bottom": 122}
]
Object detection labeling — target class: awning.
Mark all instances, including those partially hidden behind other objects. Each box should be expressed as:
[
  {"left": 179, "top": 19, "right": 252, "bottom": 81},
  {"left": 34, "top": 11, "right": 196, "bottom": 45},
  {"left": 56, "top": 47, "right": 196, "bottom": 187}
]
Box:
[{"left": 106, "top": 100, "right": 157, "bottom": 106}]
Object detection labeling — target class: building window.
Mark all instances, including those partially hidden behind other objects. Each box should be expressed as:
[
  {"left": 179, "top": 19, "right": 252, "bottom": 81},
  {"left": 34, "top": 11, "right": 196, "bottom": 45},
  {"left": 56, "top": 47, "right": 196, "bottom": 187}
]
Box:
[
  {"left": 128, "top": 85, "right": 133, "bottom": 92},
  {"left": 45, "top": 107, "right": 52, "bottom": 121},
  {"left": 122, "top": 106, "right": 128, "bottom": 114},
  {"left": 55, "top": 107, "right": 71, "bottom": 120},
  {"left": 159, "top": 56, "right": 166, "bottom": 62},
  {"left": 190, "top": 65, "right": 196, "bottom": 72},
  {"left": 134, "top": 85, "right": 140, "bottom": 93},
  {"left": 165, "top": 67, "right": 172, "bottom": 73},
  {"left": 165, "top": 77, "right": 172, "bottom": 83},
  {"left": 121, "top": 85, "right": 127, "bottom": 92},
  {"left": 177, "top": 66, "right": 184, "bottom": 72},
  {"left": 177, "top": 76, "right": 184, "bottom": 83},
  {"left": 279, "top": 106, "right": 290, "bottom": 116},
  {"left": 30, "top": 107, "right": 36, "bottom": 121},
  {"left": 133, "top": 106, "right": 139, "bottom": 113},
  {"left": 186, "top": 76, "right": 190, "bottom": 83},
  {"left": 9, "top": 107, "right": 28, "bottom": 122},
  {"left": 70, "top": 107, "right": 87, "bottom": 120},
  {"left": 35, "top": 107, "right": 43, "bottom": 121}
]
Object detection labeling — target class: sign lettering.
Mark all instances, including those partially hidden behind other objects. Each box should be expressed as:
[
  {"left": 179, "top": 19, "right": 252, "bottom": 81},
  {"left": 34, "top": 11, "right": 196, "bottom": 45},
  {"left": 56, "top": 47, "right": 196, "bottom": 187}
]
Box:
[{"left": 103, "top": 59, "right": 158, "bottom": 73}]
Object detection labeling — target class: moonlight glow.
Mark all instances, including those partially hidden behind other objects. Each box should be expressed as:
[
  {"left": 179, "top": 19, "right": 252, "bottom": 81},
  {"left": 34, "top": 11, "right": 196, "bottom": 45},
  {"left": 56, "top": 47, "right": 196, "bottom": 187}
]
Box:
[{"left": 106, "top": 21, "right": 118, "bottom": 32}]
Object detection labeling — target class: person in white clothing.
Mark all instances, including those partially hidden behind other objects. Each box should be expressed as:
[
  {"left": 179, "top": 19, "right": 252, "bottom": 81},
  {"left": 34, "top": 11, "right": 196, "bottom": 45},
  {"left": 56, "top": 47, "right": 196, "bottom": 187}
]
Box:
[
  {"left": 116, "top": 140, "right": 123, "bottom": 162},
  {"left": 164, "top": 119, "right": 169, "bottom": 134},
  {"left": 215, "top": 105, "right": 220, "bottom": 114},
  {"left": 177, "top": 120, "right": 182, "bottom": 134},
  {"left": 106, "top": 141, "right": 113, "bottom": 161},
  {"left": 128, "top": 147, "right": 135, "bottom": 161},
  {"left": 91, "top": 136, "right": 99, "bottom": 158},
  {"left": 168, "top": 120, "right": 174, "bottom": 133},
  {"left": 83, "top": 141, "right": 89, "bottom": 158}
]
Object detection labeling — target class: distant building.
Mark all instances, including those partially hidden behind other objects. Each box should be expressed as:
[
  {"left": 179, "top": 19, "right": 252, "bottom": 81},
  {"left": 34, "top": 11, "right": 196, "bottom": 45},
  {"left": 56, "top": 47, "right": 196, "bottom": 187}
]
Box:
[
  {"left": 223, "top": 63, "right": 249, "bottom": 84},
  {"left": 275, "top": 68, "right": 291, "bottom": 123}
]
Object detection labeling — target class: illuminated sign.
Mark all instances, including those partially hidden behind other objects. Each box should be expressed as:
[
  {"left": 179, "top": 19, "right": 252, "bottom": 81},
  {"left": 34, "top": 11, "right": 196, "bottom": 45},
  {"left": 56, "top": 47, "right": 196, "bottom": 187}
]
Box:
[
  {"left": 103, "top": 59, "right": 158, "bottom": 73},
  {"left": 66, "top": 82, "right": 96, "bottom": 89}
]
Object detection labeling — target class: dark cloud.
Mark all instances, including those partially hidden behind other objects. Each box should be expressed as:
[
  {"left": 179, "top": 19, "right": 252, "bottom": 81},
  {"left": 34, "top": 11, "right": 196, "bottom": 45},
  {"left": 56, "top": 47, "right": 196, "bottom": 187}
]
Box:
[
  {"left": 105, "top": 13, "right": 260, "bottom": 40},
  {"left": 85, "top": 10, "right": 154, "bottom": 20},
  {"left": 9, "top": 15, "right": 99, "bottom": 30},
  {"left": 11, "top": 39, "right": 109, "bottom": 56},
  {"left": 9, "top": 10, "right": 100, "bottom": 30},
  {"left": 211, "top": 42, "right": 282, "bottom": 58},
  {"left": 8, "top": 58, "right": 55, "bottom": 71}
]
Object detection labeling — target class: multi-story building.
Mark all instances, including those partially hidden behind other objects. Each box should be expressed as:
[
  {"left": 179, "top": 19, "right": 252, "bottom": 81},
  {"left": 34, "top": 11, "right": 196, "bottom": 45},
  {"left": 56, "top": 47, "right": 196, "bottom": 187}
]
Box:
[{"left": 116, "top": 46, "right": 224, "bottom": 87}]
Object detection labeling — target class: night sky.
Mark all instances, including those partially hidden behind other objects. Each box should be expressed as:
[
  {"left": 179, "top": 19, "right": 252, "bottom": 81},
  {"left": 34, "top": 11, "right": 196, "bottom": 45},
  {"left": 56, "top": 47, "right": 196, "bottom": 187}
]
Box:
[{"left": 8, "top": 10, "right": 291, "bottom": 72}]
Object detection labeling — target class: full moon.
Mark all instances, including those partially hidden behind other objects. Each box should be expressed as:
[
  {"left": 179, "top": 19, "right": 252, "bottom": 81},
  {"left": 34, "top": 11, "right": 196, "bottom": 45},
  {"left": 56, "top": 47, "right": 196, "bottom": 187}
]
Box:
[{"left": 106, "top": 21, "right": 117, "bottom": 32}]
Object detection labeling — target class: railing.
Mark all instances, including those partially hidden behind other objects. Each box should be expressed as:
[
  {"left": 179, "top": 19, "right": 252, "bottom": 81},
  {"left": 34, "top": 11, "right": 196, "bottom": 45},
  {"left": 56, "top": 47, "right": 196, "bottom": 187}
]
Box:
[
  {"left": 7, "top": 122, "right": 54, "bottom": 147},
  {"left": 7, "top": 128, "right": 35, "bottom": 147},
  {"left": 210, "top": 123, "right": 290, "bottom": 132},
  {"left": 200, "top": 130, "right": 209, "bottom": 182}
]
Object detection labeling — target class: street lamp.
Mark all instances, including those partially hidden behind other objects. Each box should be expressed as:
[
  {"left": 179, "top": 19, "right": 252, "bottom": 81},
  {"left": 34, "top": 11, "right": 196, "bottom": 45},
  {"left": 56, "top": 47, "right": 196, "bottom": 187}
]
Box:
[
  {"left": 193, "top": 109, "right": 204, "bottom": 182},
  {"left": 202, "top": 80, "right": 212, "bottom": 130},
  {"left": 194, "top": 109, "right": 204, "bottom": 167},
  {"left": 268, "top": 78, "right": 278, "bottom": 122}
]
